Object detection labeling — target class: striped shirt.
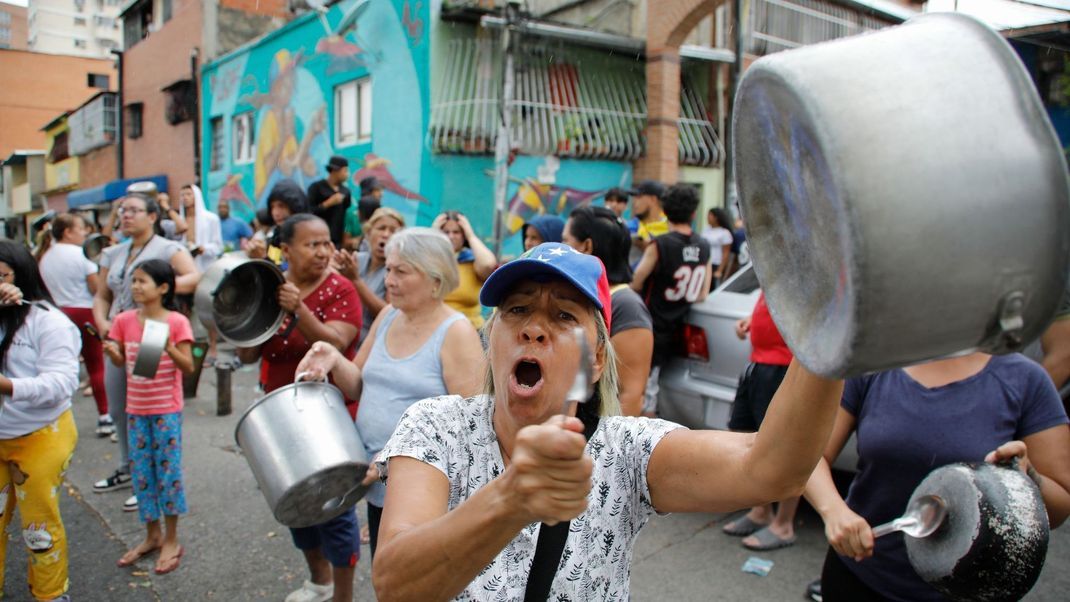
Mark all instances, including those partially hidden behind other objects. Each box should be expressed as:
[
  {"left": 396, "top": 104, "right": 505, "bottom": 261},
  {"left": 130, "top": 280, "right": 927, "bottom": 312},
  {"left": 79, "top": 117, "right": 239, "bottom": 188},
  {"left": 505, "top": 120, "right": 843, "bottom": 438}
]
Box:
[{"left": 109, "top": 310, "right": 193, "bottom": 415}]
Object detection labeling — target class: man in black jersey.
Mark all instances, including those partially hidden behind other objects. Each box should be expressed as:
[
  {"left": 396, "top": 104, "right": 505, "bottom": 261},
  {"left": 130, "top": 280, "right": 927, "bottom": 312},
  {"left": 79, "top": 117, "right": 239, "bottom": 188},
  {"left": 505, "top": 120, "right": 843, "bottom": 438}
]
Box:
[{"left": 631, "top": 184, "right": 713, "bottom": 416}]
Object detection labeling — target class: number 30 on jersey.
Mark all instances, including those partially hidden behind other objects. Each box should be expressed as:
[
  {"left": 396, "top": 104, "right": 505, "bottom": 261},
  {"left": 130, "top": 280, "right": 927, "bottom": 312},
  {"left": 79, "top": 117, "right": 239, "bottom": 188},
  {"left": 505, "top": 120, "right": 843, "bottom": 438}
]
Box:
[{"left": 664, "top": 265, "right": 707, "bottom": 302}]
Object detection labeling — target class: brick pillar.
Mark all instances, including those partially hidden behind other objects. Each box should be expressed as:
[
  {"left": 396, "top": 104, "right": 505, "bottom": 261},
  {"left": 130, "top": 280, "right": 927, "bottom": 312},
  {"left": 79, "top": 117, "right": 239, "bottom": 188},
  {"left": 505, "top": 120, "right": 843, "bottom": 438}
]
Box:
[
  {"left": 635, "top": 0, "right": 721, "bottom": 184},
  {"left": 636, "top": 48, "right": 681, "bottom": 183}
]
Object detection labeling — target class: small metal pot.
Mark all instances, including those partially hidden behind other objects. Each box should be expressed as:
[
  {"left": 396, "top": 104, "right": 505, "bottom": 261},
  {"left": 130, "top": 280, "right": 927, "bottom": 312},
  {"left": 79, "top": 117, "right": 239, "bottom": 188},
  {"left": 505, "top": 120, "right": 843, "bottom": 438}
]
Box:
[
  {"left": 733, "top": 12, "right": 1070, "bottom": 377},
  {"left": 82, "top": 234, "right": 111, "bottom": 263},
  {"left": 904, "top": 461, "right": 1048, "bottom": 601},
  {"left": 132, "top": 319, "right": 169, "bottom": 378},
  {"left": 235, "top": 374, "right": 369, "bottom": 528},
  {"left": 194, "top": 254, "right": 286, "bottom": 347}
]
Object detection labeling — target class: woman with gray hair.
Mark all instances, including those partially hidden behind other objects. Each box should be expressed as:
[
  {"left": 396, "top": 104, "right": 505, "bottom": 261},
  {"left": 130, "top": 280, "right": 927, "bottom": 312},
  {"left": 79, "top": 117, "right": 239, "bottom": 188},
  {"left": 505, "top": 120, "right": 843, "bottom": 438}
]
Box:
[{"left": 297, "top": 227, "right": 485, "bottom": 561}]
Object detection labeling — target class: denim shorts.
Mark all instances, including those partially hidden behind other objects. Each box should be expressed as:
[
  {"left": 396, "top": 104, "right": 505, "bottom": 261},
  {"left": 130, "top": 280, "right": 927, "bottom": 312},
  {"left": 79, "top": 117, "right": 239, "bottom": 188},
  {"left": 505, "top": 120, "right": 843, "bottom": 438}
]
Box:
[{"left": 290, "top": 508, "right": 361, "bottom": 568}]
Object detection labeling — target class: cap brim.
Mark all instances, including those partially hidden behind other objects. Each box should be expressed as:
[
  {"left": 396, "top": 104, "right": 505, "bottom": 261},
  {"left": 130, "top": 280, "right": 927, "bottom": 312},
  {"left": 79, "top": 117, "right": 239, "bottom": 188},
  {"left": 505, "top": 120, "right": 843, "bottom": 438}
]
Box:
[{"left": 480, "top": 258, "right": 603, "bottom": 310}]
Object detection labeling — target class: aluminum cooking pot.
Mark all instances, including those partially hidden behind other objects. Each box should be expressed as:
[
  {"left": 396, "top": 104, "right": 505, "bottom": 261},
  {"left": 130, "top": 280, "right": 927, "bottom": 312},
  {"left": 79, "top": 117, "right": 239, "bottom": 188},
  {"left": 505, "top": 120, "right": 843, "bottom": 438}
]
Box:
[
  {"left": 82, "top": 234, "right": 111, "bottom": 263},
  {"left": 904, "top": 461, "right": 1048, "bottom": 601},
  {"left": 235, "top": 374, "right": 369, "bottom": 528},
  {"left": 733, "top": 12, "right": 1070, "bottom": 377},
  {"left": 194, "top": 254, "right": 286, "bottom": 347}
]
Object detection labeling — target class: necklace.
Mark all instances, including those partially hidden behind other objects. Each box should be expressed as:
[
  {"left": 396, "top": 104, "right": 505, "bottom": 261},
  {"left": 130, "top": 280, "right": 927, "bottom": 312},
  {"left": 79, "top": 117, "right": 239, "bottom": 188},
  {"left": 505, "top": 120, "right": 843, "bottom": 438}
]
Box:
[{"left": 119, "top": 234, "right": 155, "bottom": 282}]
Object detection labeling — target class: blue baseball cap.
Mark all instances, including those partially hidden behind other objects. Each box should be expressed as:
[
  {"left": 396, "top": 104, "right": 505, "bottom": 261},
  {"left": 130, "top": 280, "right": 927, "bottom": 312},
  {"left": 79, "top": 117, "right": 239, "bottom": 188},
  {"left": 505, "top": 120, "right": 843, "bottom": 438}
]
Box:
[{"left": 480, "top": 243, "right": 612, "bottom": 330}]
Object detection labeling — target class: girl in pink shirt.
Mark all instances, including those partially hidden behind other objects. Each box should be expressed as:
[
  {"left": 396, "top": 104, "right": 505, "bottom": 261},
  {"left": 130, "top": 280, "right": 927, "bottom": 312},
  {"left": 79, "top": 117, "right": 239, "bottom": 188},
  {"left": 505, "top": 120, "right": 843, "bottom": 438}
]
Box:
[{"left": 103, "top": 259, "right": 193, "bottom": 575}]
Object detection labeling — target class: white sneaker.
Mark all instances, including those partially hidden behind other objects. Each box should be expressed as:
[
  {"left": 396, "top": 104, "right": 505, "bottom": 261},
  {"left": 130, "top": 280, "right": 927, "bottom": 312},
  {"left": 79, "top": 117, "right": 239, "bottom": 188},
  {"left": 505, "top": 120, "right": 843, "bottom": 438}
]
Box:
[
  {"left": 285, "top": 580, "right": 334, "bottom": 602},
  {"left": 122, "top": 495, "right": 138, "bottom": 512},
  {"left": 96, "top": 415, "right": 116, "bottom": 438}
]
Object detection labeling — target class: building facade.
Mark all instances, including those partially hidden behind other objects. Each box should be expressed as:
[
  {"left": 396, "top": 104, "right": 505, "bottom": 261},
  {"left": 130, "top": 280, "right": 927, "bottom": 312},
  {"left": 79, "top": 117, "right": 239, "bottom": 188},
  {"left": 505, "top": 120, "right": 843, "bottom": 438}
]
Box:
[
  {"left": 203, "top": 0, "right": 899, "bottom": 256},
  {"left": 27, "top": 0, "right": 123, "bottom": 58},
  {"left": 0, "top": 48, "right": 116, "bottom": 159},
  {"left": 100, "top": 0, "right": 289, "bottom": 205},
  {"left": 0, "top": 2, "right": 28, "bottom": 50}
]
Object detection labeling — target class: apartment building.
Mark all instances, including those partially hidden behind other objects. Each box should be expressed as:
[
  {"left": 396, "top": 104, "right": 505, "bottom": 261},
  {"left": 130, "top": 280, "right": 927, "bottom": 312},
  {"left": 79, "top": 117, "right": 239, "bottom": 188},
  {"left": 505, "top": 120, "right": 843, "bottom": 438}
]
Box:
[
  {"left": 28, "top": 0, "right": 123, "bottom": 58},
  {"left": 0, "top": 2, "right": 28, "bottom": 49}
]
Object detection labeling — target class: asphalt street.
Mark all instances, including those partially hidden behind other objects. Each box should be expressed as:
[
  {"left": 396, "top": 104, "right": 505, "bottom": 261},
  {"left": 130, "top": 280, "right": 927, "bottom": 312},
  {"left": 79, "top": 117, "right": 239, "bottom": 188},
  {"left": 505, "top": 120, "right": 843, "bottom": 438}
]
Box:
[{"left": 3, "top": 360, "right": 1067, "bottom": 601}]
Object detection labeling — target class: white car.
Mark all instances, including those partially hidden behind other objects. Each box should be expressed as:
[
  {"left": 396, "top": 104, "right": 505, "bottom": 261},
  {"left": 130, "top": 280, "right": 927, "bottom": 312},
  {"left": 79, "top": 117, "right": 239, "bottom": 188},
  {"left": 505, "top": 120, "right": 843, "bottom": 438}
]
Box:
[{"left": 657, "top": 265, "right": 859, "bottom": 472}]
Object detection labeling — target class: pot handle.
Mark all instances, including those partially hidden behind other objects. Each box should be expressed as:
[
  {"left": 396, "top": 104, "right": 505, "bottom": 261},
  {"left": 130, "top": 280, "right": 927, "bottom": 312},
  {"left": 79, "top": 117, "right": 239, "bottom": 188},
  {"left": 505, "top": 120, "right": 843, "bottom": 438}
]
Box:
[
  {"left": 292, "top": 371, "right": 330, "bottom": 412},
  {"left": 210, "top": 269, "right": 231, "bottom": 297},
  {"left": 294, "top": 371, "right": 328, "bottom": 384}
]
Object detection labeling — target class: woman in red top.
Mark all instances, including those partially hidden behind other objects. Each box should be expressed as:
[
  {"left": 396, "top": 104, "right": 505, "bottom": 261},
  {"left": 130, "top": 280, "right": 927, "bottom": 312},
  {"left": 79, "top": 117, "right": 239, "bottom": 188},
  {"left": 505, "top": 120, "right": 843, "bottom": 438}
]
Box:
[
  {"left": 721, "top": 292, "right": 801, "bottom": 551},
  {"left": 237, "top": 213, "right": 362, "bottom": 602}
]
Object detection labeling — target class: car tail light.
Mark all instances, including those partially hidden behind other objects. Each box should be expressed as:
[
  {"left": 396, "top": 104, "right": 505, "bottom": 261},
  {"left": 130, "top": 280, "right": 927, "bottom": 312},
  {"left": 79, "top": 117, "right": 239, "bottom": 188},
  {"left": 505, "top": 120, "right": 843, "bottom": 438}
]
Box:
[{"left": 682, "top": 324, "right": 709, "bottom": 362}]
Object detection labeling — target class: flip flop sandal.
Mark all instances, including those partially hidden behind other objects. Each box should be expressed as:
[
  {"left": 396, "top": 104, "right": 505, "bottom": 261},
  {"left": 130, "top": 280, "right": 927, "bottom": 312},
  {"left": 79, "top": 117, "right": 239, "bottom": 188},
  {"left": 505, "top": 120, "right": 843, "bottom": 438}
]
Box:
[
  {"left": 117, "top": 545, "right": 160, "bottom": 567},
  {"left": 154, "top": 545, "right": 184, "bottom": 575},
  {"left": 742, "top": 526, "right": 796, "bottom": 551},
  {"left": 722, "top": 515, "right": 768, "bottom": 537}
]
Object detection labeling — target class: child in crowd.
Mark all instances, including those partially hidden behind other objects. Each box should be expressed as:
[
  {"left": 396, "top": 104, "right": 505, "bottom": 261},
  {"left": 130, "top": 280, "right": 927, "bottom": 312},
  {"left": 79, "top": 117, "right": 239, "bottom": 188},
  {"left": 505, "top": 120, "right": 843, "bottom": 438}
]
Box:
[{"left": 103, "top": 259, "right": 194, "bottom": 575}]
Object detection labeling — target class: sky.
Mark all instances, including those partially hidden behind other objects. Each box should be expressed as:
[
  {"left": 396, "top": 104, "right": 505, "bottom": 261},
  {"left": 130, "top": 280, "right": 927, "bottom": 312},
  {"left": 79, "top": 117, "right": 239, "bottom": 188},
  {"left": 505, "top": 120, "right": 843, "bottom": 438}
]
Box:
[{"left": 1, "top": 0, "right": 28, "bottom": 6}]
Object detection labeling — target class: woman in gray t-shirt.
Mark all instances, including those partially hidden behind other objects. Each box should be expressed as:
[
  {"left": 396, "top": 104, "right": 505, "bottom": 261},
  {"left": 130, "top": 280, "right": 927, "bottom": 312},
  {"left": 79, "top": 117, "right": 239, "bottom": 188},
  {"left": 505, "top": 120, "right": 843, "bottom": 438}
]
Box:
[{"left": 90, "top": 193, "right": 198, "bottom": 510}]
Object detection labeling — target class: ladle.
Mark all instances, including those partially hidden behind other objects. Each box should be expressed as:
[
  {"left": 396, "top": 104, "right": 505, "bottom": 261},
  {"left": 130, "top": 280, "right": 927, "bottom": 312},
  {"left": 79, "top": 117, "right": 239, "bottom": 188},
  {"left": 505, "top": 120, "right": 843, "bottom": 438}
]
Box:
[{"left": 873, "top": 494, "right": 948, "bottom": 539}]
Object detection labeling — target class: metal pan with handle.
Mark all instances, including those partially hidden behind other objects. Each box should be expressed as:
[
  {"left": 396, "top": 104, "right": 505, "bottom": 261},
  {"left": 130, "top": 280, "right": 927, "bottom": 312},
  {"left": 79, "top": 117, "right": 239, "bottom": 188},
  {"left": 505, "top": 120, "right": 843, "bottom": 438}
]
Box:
[
  {"left": 892, "top": 460, "right": 1049, "bottom": 601},
  {"left": 132, "top": 319, "right": 170, "bottom": 379}
]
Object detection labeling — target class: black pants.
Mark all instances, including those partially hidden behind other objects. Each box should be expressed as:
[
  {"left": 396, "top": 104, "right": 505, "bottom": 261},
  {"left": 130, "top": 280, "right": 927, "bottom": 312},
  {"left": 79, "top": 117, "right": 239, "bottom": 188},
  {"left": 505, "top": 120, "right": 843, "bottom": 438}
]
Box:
[
  {"left": 367, "top": 503, "right": 383, "bottom": 561},
  {"left": 821, "top": 547, "right": 890, "bottom": 602}
]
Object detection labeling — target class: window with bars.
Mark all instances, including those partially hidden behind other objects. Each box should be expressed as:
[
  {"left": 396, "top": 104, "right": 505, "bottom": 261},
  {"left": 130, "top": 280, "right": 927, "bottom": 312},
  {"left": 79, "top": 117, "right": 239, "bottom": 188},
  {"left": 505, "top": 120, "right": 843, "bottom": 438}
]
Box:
[
  {"left": 334, "top": 78, "right": 372, "bottom": 147},
  {"left": 233, "top": 112, "right": 255, "bottom": 165},
  {"left": 430, "top": 39, "right": 723, "bottom": 166},
  {"left": 126, "top": 103, "right": 143, "bottom": 139},
  {"left": 210, "top": 117, "right": 225, "bottom": 172},
  {"left": 746, "top": 0, "right": 891, "bottom": 55}
]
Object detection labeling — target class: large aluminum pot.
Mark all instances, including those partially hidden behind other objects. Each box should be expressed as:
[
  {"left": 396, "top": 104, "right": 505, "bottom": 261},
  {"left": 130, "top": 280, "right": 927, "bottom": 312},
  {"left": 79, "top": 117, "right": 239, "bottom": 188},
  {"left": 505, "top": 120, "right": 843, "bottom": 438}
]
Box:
[
  {"left": 733, "top": 13, "right": 1070, "bottom": 377},
  {"left": 235, "top": 374, "right": 369, "bottom": 528},
  {"left": 194, "top": 253, "right": 286, "bottom": 347}
]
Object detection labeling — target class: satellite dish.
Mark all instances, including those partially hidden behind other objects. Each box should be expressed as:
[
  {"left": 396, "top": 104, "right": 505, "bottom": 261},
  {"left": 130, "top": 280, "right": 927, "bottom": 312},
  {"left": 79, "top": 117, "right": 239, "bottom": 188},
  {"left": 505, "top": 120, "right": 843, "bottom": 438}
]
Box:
[
  {"left": 302, "top": 0, "right": 328, "bottom": 12},
  {"left": 337, "top": 0, "right": 372, "bottom": 33}
]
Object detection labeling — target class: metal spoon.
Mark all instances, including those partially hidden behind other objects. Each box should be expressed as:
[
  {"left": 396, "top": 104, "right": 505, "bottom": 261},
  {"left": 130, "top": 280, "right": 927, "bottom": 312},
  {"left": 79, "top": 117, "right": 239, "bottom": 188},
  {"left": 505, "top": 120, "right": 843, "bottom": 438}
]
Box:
[
  {"left": 561, "top": 327, "right": 594, "bottom": 417},
  {"left": 872, "top": 494, "right": 948, "bottom": 539}
]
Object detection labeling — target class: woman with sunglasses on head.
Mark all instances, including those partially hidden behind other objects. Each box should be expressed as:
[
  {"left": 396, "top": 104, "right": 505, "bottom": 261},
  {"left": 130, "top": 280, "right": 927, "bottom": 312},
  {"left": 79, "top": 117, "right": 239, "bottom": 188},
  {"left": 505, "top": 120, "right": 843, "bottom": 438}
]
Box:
[
  {"left": 0, "top": 241, "right": 81, "bottom": 602},
  {"left": 433, "top": 211, "right": 496, "bottom": 329},
  {"left": 90, "top": 193, "right": 199, "bottom": 513}
]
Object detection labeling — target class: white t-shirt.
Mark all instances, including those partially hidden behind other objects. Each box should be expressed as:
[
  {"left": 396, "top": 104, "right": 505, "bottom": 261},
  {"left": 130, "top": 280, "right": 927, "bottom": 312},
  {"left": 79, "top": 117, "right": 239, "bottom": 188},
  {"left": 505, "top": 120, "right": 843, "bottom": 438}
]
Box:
[
  {"left": 700, "top": 226, "right": 733, "bottom": 266},
  {"left": 39, "top": 242, "right": 98, "bottom": 308},
  {"left": 0, "top": 303, "right": 79, "bottom": 438},
  {"left": 377, "top": 394, "right": 684, "bottom": 601}
]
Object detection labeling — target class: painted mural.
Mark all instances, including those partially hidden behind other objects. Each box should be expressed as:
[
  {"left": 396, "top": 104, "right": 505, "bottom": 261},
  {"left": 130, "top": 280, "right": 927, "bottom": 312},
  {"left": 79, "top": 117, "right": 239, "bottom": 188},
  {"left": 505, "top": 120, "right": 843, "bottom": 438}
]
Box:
[
  {"left": 201, "top": 0, "right": 633, "bottom": 257},
  {"left": 202, "top": 0, "right": 429, "bottom": 227}
]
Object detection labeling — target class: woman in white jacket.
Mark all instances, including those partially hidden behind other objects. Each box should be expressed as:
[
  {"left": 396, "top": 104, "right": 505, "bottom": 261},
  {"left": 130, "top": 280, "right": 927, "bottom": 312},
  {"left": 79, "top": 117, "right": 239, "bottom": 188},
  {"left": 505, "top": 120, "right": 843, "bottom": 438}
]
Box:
[
  {"left": 0, "top": 240, "right": 80, "bottom": 602},
  {"left": 179, "top": 184, "right": 224, "bottom": 361}
]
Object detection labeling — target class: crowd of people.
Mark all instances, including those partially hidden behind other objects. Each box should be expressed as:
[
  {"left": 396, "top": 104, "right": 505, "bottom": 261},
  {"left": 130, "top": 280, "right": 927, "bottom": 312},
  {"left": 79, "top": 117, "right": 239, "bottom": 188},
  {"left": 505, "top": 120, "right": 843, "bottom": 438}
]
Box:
[{"left": 3, "top": 158, "right": 1067, "bottom": 602}]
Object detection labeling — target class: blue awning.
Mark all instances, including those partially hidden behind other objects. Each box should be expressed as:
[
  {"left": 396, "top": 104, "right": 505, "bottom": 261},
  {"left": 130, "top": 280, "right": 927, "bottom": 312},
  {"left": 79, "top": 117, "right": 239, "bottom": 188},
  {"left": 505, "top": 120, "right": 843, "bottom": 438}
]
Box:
[{"left": 67, "top": 175, "right": 169, "bottom": 209}]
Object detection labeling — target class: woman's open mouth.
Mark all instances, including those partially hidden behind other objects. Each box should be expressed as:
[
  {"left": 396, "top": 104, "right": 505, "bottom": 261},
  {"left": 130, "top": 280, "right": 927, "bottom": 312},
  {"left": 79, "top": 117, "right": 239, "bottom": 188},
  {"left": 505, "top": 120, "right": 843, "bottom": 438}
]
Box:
[{"left": 509, "top": 358, "right": 544, "bottom": 399}]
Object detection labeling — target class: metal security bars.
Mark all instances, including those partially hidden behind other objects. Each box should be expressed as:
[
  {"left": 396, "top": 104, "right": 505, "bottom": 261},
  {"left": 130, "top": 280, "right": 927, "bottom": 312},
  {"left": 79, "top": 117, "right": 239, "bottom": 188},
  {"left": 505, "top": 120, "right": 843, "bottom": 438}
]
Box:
[
  {"left": 747, "top": 0, "right": 892, "bottom": 55},
  {"left": 429, "top": 37, "right": 723, "bottom": 166},
  {"left": 679, "top": 76, "right": 722, "bottom": 167}
]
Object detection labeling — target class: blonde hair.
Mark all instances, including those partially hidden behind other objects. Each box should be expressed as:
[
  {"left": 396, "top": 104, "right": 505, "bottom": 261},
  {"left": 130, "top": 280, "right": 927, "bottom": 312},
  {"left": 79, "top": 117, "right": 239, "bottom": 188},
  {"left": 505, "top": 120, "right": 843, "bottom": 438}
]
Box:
[
  {"left": 366, "top": 207, "right": 406, "bottom": 229},
  {"left": 385, "top": 227, "right": 459, "bottom": 300},
  {"left": 482, "top": 308, "right": 621, "bottom": 417}
]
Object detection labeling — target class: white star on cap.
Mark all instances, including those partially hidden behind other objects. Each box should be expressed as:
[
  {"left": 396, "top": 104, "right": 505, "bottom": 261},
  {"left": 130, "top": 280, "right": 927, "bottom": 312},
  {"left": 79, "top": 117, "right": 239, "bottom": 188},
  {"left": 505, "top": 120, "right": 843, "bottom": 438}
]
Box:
[{"left": 547, "top": 247, "right": 567, "bottom": 256}]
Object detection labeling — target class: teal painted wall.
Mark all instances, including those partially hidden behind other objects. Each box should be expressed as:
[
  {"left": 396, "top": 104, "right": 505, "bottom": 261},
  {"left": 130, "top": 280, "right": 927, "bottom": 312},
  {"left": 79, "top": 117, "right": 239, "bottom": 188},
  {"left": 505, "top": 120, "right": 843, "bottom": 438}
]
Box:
[{"left": 201, "top": 0, "right": 634, "bottom": 259}]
